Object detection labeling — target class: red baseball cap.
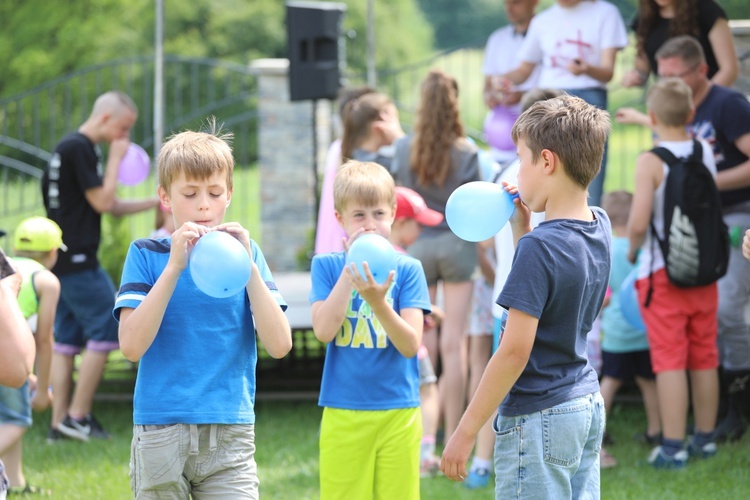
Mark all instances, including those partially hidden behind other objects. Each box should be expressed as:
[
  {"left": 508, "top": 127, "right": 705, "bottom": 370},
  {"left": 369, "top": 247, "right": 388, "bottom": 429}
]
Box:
[{"left": 395, "top": 187, "right": 443, "bottom": 226}]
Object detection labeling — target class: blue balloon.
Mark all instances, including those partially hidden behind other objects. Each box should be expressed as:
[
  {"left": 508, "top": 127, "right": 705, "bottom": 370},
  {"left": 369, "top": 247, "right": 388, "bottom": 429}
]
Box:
[
  {"left": 619, "top": 268, "right": 646, "bottom": 332},
  {"left": 345, "top": 233, "right": 397, "bottom": 284},
  {"left": 189, "top": 231, "right": 252, "bottom": 298},
  {"left": 446, "top": 181, "right": 516, "bottom": 242}
]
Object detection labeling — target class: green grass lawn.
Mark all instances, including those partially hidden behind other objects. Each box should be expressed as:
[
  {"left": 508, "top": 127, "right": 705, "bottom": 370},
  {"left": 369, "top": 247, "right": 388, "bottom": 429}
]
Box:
[{"left": 18, "top": 386, "right": 750, "bottom": 499}]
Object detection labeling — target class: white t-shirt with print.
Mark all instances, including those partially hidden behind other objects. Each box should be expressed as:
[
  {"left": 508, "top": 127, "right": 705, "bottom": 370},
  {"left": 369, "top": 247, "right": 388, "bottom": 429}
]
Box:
[{"left": 519, "top": 0, "right": 628, "bottom": 90}]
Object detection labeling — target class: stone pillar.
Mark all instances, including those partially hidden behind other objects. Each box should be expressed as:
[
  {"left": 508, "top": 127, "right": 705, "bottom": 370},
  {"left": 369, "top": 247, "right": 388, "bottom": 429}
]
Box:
[{"left": 251, "top": 58, "right": 323, "bottom": 272}]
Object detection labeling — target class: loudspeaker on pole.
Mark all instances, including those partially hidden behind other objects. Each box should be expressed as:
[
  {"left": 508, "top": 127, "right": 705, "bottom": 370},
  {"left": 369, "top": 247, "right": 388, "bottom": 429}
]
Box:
[{"left": 286, "top": 1, "right": 347, "bottom": 102}]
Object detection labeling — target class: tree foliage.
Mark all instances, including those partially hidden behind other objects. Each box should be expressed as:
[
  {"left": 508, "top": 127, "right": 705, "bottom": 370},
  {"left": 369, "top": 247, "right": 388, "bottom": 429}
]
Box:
[{"left": 0, "top": 0, "right": 433, "bottom": 99}]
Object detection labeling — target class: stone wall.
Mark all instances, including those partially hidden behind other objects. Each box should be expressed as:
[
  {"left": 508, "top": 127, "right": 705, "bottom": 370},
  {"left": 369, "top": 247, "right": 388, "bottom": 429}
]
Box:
[{"left": 251, "top": 58, "right": 331, "bottom": 272}]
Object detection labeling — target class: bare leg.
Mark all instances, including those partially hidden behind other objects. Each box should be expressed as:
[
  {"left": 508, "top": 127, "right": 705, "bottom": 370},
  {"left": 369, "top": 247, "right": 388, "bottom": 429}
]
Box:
[
  {"left": 0, "top": 424, "right": 27, "bottom": 487},
  {"left": 599, "top": 376, "right": 622, "bottom": 418},
  {"left": 68, "top": 350, "right": 108, "bottom": 419},
  {"left": 423, "top": 285, "right": 439, "bottom": 373},
  {"left": 634, "top": 376, "right": 662, "bottom": 436},
  {"left": 50, "top": 353, "right": 74, "bottom": 428},
  {"left": 655, "top": 370, "right": 689, "bottom": 441},
  {"left": 420, "top": 382, "right": 439, "bottom": 439},
  {"left": 689, "top": 368, "right": 719, "bottom": 434},
  {"left": 467, "top": 335, "right": 494, "bottom": 460},
  {"left": 438, "top": 281, "right": 473, "bottom": 442},
  {"left": 468, "top": 336, "right": 492, "bottom": 399}
]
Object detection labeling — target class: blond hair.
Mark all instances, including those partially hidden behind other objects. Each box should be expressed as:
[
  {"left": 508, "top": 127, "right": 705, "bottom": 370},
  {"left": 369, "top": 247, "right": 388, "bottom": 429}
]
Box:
[
  {"left": 646, "top": 78, "right": 693, "bottom": 127},
  {"left": 91, "top": 90, "right": 138, "bottom": 117},
  {"left": 333, "top": 160, "right": 395, "bottom": 213},
  {"left": 511, "top": 95, "right": 610, "bottom": 189},
  {"left": 601, "top": 190, "right": 633, "bottom": 227},
  {"left": 157, "top": 120, "right": 234, "bottom": 193}
]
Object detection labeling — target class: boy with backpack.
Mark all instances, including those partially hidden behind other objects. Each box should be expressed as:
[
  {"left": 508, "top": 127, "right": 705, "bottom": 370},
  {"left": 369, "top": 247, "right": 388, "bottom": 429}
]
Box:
[{"left": 626, "top": 78, "right": 725, "bottom": 469}]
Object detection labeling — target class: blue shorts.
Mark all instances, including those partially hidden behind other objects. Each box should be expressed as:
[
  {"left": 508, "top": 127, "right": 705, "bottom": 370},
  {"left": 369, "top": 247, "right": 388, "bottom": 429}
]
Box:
[
  {"left": 0, "top": 381, "right": 32, "bottom": 427},
  {"left": 54, "top": 267, "right": 119, "bottom": 355}
]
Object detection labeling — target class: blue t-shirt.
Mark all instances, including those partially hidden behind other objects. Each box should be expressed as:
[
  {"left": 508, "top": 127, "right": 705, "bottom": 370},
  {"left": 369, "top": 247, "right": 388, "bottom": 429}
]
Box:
[
  {"left": 113, "top": 237, "right": 287, "bottom": 425},
  {"left": 309, "top": 251, "right": 431, "bottom": 410},
  {"left": 690, "top": 84, "right": 750, "bottom": 208},
  {"left": 600, "top": 237, "right": 649, "bottom": 353},
  {"left": 497, "top": 207, "right": 611, "bottom": 417}
]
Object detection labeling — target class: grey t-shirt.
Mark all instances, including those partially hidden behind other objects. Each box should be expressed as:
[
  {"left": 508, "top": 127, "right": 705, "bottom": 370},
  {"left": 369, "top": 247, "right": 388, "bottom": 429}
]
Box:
[
  {"left": 392, "top": 135, "right": 480, "bottom": 237},
  {"left": 497, "top": 206, "right": 611, "bottom": 417}
]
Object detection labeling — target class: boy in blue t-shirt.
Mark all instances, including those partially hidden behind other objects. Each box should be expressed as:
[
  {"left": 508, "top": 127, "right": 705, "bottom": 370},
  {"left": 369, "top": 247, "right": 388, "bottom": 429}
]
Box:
[
  {"left": 309, "top": 161, "right": 431, "bottom": 500},
  {"left": 442, "top": 95, "right": 612, "bottom": 498},
  {"left": 598, "top": 190, "right": 660, "bottom": 469},
  {"left": 113, "top": 127, "right": 292, "bottom": 498}
]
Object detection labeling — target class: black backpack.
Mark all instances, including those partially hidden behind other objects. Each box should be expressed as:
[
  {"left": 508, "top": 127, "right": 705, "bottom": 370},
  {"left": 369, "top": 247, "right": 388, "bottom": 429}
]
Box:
[{"left": 645, "top": 140, "right": 729, "bottom": 305}]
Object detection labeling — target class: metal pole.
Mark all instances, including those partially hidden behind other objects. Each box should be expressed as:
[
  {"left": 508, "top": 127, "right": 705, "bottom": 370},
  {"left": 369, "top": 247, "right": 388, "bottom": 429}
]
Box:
[
  {"left": 366, "top": 0, "right": 376, "bottom": 87},
  {"left": 154, "top": 0, "right": 164, "bottom": 157}
]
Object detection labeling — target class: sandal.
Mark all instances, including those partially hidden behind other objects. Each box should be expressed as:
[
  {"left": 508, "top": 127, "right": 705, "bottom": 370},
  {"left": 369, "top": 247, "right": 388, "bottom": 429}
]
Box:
[{"left": 600, "top": 447, "right": 618, "bottom": 469}]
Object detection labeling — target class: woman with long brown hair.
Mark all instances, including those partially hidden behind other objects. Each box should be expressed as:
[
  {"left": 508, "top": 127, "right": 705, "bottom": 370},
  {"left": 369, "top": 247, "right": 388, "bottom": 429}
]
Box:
[
  {"left": 392, "top": 69, "right": 480, "bottom": 444},
  {"left": 623, "top": 0, "right": 738, "bottom": 88}
]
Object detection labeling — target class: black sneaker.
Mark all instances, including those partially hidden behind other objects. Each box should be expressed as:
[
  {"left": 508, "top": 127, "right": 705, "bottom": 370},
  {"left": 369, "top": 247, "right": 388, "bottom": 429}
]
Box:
[
  {"left": 83, "top": 414, "right": 111, "bottom": 440},
  {"left": 46, "top": 427, "right": 68, "bottom": 444},
  {"left": 56, "top": 415, "right": 90, "bottom": 442}
]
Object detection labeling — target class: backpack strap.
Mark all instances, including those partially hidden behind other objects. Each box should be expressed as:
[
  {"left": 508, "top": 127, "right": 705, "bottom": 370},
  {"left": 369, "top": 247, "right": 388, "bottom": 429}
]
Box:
[
  {"left": 650, "top": 146, "right": 679, "bottom": 167},
  {"left": 689, "top": 139, "right": 703, "bottom": 162},
  {"left": 643, "top": 144, "right": 679, "bottom": 309}
]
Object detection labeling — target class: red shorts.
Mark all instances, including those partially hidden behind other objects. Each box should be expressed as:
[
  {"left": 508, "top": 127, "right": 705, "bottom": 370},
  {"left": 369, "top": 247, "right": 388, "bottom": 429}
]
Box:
[{"left": 635, "top": 269, "right": 719, "bottom": 373}]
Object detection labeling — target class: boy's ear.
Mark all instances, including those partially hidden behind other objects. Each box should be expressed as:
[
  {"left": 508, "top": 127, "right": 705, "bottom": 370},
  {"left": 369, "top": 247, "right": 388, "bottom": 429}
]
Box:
[
  {"left": 157, "top": 185, "right": 170, "bottom": 208},
  {"left": 334, "top": 210, "right": 345, "bottom": 229},
  {"left": 648, "top": 110, "right": 658, "bottom": 127},
  {"left": 540, "top": 149, "right": 557, "bottom": 174}
]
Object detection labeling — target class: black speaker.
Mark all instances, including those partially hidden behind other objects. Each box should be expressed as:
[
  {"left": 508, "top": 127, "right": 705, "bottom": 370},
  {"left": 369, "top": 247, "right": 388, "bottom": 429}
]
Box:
[{"left": 286, "top": 1, "right": 346, "bottom": 102}]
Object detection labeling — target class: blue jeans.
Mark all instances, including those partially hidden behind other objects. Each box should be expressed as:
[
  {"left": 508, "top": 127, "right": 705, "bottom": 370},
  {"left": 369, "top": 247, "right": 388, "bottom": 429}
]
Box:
[
  {"left": 718, "top": 204, "right": 750, "bottom": 371},
  {"left": 563, "top": 87, "right": 608, "bottom": 207},
  {"left": 0, "top": 380, "right": 32, "bottom": 427},
  {"left": 54, "top": 267, "right": 119, "bottom": 354},
  {"left": 493, "top": 392, "right": 605, "bottom": 499}
]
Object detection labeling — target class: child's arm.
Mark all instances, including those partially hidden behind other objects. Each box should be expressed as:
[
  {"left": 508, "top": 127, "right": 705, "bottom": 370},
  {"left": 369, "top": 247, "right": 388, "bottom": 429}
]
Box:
[
  {"left": 627, "top": 152, "right": 662, "bottom": 264},
  {"left": 0, "top": 269, "right": 35, "bottom": 388},
  {"left": 119, "top": 222, "right": 210, "bottom": 361},
  {"left": 311, "top": 269, "right": 355, "bottom": 344},
  {"left": 246, "top": 261, "right": 292, "bottom": 359},
  {"left": 477, "top": 238, "right": 496, "bottom": 285},
  {"left": 216, "top": 222, "right": 292, "bottom": 359},
  {"left": 349, "top": 264, "right": 422, "bottom": 358},
  {"left": 30, "top": 270, "right": 59, "bottom": 411},
  {"left": 441, "top": 307, "right": 537, "bottom": 481}
]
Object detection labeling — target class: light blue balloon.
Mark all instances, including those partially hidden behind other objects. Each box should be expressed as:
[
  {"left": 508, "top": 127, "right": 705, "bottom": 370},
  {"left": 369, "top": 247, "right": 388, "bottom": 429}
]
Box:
[
  {"left": 446, "top": 181, "right": 516, "bottom": 242},
  {"left": 618, "top": 268, "right": 646, "bottom": 332},
  {"left": 189, "top": 231, "right": 252, "bottom": 298},
  {"left": 345, "top": 233, "right": 397, "bottom": 284}
]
